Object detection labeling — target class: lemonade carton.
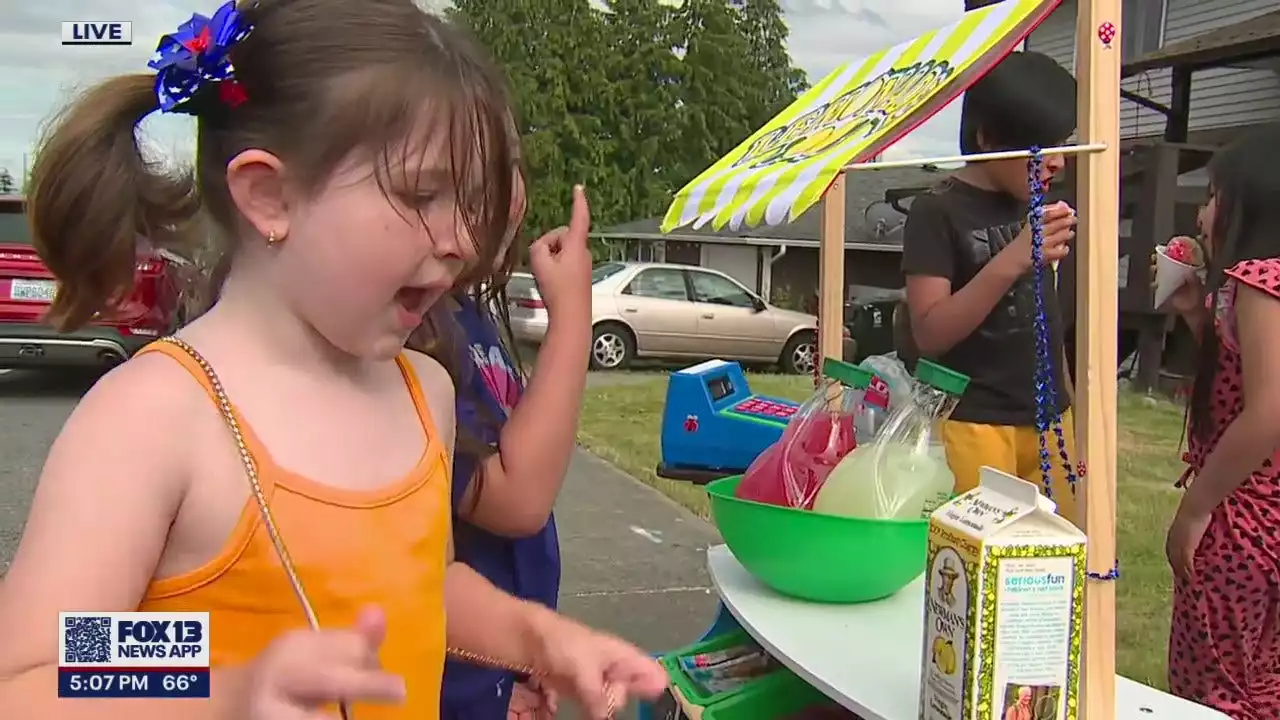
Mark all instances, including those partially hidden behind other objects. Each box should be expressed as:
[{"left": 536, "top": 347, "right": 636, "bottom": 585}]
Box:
[{"left": 919, "top": 467, "right": 1086, "bottom": 720}]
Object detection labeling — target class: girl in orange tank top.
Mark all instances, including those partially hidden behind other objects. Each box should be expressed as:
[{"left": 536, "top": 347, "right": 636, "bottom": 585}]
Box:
[
  {"left": 0, "top": 2, "right": 664, "bottom": 719},
  {"left": 135, "top": 341, "right": 453, "bottom": 720}
]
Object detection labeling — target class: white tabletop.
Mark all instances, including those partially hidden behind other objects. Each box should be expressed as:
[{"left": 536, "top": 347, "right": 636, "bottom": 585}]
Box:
[{"left": 707, "top": 544, "right": 1229, "bottom": 720}]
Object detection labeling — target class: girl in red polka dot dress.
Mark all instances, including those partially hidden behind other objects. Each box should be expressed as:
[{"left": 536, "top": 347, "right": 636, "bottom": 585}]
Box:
[{"left": 1163, "top": 125, "right": 1280, "bottom": 719}]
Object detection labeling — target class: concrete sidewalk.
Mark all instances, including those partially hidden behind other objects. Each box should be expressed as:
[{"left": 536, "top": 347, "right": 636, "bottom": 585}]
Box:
[{"left": 556, "top": 449, "right": 723, "bottom": 717}]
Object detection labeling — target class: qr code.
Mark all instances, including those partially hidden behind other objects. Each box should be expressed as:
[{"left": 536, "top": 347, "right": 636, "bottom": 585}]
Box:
[{"left": 64, "top": 616, "right": 112, "bottom": 664}]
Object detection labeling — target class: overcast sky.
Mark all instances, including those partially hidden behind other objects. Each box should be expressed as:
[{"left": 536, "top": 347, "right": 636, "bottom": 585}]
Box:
[{"left": 0, "top": 0, "right": 965, "bottom": 180}]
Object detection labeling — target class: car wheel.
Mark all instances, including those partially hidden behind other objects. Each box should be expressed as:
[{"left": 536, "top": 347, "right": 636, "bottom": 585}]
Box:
[
  {"left": 780, "top": 331, "right": 817, "bottom": 375},
  {"left": 590, "top": 323, "right": 634, "bottom": 370}
]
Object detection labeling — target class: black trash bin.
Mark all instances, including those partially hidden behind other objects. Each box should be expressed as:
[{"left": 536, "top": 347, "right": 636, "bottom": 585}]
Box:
[{"left": 843, "top": 299, "right": 899, "bottom": 362}]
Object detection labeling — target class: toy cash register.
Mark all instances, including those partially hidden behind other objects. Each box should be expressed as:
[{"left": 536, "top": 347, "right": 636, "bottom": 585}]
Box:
[{"left": 657, "top": 359, "right": 800, "bottom": 484}]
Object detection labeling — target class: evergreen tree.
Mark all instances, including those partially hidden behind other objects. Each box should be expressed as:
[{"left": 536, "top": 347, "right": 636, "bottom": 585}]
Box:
[
  {"left": 598, "top": 0, "right": 685, "bottom": 221},
  {"left": 667, "top": 0, "right": 807, "bottom": 184},
  {"left": 668, "top": 0, "right": 753, "bottom": 173},
  {"left": 733, "top": 0, "right": 809, "bottom": 119},
  {"left": 452, "top": 0, "right": 624, "bottom": 233}
]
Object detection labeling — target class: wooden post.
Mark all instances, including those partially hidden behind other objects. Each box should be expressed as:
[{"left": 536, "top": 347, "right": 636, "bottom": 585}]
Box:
[
  {"left": 1166, "top": 68, "right": 1193, "bottom": 143},
  {"left": 818, "top": 173, "right": 847, "bottom": 368},
  {"left": 1074, "top": 0, "right": 1121, "bottom": 716},
  {"left": 1131, "top": 144, "right": 1181, "bottom": 393}
]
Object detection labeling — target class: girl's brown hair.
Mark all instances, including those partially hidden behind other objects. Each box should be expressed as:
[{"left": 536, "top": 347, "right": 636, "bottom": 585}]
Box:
[
  {"left": 1188, "top": 125, "right": 1280, "bottom": 442},
  {"left": 407, "top": 156, "right": 530, "bottom": 516},
  {"left": 27, "top": 0, "right": 516, "bottom": 330}
]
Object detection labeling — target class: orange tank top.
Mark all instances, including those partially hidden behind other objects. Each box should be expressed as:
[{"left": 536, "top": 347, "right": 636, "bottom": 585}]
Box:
[{"left": 135, "top": 341, "right": 450, "bottom": 720}]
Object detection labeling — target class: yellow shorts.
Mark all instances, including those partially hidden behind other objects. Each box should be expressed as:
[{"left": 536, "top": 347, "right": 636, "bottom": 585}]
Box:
[{"left": 940, "top": 408, "right": 1080, "bottom": 528}]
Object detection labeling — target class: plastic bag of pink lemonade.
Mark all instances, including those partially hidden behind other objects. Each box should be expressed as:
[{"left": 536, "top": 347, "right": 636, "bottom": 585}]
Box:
[{"left": 735, "top": 359, "right": 872, "bottom": 509}]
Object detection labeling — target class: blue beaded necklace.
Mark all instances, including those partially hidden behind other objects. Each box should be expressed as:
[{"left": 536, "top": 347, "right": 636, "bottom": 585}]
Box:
[{"left": 1027, "top": 148, "right": 1078, "bottom": 500}]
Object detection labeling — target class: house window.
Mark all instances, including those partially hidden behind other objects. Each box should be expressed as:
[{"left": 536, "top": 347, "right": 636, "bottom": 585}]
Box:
[
  {"left": 605, "top": 239, "right": 667, "bottom": 263},
  {"left": 1121, "top": 0, "right": 1166, "bottom": 62},
  {"left": 638, "top": 241, "right": 666, "bottom": 263}
]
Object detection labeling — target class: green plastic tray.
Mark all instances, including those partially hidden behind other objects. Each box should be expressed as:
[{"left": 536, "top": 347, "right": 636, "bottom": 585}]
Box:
[
  {"left": 706, "top": 475, "right": 928, "bottom": 603},
  {"left": 701, "top": 671, "right": 830, "bottom": 719},
  {"left": 661, "top": 629, "right": 787, "bottom": 707}
]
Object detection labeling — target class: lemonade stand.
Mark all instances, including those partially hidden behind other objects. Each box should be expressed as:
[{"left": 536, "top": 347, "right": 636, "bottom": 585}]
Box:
[{"left": 646, "top": 0, "right": 1231, "bottom": 717}]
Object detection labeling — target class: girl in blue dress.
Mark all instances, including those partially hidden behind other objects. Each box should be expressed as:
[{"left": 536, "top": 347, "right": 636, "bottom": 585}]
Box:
[{"left": 436, "top": 181, "right": 594, "bottom": 719}]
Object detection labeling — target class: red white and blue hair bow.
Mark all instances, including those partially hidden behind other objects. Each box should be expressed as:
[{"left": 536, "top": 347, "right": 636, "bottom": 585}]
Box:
[{"left": 147, "top": 0, "right": 253, "bottom": 114}]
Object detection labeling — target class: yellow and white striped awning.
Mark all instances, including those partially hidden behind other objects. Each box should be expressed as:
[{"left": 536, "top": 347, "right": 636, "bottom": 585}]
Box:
[{"left": 660, "top": 0, "right": 1061, "bottom": 233}]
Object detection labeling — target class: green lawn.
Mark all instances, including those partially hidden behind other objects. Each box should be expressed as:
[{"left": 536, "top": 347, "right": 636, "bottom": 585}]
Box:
[{"left": 577, "top": 372, "right": 1184, "bottom": 689}]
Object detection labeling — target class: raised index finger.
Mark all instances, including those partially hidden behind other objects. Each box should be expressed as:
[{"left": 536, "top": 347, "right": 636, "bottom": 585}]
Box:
[{"left": 568, "top": 185, "right": 591, "bottom": 241}]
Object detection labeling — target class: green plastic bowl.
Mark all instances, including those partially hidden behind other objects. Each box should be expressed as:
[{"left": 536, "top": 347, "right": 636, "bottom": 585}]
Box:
[{"left": 706, "top": 475, "right": 929, "bottom": 603}]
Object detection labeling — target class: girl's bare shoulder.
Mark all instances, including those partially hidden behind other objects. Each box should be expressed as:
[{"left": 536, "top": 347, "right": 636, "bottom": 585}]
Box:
[
  {"left": 402, "top": 349, "right": 453, "bottom": 397},
  {"left": 54, "top": 350, "right": 213, "bottom": 480},
  {"left": 0, "top": 351, "right": 212, "bottom": 659},
  {"left": 83, "top": 349, "right": 212, "bottom": 419},
  {"left": 402, "top": 349, "right": 456, "bottom": 450}
]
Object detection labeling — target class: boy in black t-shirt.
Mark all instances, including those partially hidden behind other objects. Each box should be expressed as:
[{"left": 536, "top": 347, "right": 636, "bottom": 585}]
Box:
[{"left": 901, "top": 50, "right": 1081, "bottom": 525}]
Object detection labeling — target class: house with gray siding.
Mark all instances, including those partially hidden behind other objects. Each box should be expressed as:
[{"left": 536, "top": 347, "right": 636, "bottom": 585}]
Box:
[
  {"left": 1027, "top": 0, "right": 1280, "bottom": 143},
  {"left": 1016, "top": 0, "right": 1280, "bottom": 390}
]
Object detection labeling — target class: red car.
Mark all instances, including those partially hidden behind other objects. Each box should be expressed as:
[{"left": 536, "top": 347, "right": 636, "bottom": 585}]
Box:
[{"left": 0, "top": 194, "right": 185, "bottom": 369}]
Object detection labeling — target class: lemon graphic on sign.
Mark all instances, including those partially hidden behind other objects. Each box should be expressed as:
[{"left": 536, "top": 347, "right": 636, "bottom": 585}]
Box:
[{"left": 931, "top": 635, "right": 958, "bottom": 675}]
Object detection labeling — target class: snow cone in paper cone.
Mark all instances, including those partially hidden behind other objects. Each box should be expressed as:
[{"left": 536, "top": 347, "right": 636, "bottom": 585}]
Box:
[{"left": 1153, "top": 236, "right": 1205, "bottom": 309}]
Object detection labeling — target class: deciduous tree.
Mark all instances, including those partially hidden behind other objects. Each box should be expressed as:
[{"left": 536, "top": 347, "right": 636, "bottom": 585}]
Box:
[{"left": 449, "top": 0, "right": 806, "bottom": 235}]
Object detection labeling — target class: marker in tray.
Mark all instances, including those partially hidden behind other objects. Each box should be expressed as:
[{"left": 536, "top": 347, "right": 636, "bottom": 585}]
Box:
[
  {"left": 678, "top": 642, "right": 760, "bottom": 670},
  {"left": 679, "top": 644, "right": 778, "bottom": 696}
]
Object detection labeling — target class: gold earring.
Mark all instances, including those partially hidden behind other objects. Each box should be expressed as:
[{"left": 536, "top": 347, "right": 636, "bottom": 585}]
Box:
[{"left": 266, "top": 230, "right": 284, "bottom": 246}]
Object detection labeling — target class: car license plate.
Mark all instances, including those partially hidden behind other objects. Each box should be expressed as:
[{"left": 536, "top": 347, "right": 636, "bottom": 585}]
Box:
[{"left": 9, "top": 278, "right": 57, "bottom": 302}]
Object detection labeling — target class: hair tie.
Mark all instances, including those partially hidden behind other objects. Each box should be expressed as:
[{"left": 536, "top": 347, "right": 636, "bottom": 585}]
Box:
[{"left": 147, "top": 0, "right": 253, "bottom": 115}]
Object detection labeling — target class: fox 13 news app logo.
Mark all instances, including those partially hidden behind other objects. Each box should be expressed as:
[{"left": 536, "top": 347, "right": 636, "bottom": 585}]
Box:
[{"left": 58, "top": 612, "right": 210, "bottom": 698}]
